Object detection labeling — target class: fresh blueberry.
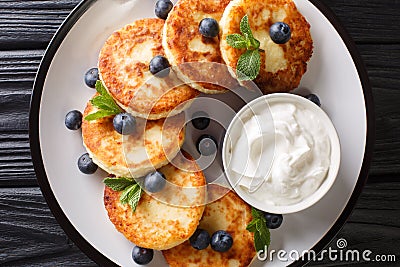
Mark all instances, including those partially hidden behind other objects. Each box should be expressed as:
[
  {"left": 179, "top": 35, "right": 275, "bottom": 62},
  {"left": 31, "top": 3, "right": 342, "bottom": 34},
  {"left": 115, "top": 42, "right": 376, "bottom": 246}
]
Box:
[
  {"left": 210, "top": 230, "right": 233, "bottom": 252},
  {"left": 84, "top": 67, "right": 99, "bottom": 88},
  {"left": 113, "top": 113, "right": 136, "bottom": 135},
  {"left": 199, "top": 18, "right": 219, "bottom": 38},
  {"left": 132, "top": 246, "right": 154, "bottom": 265},
  {"left": 144, "top": 171, "right": 166, "bottom": 193},
  {"left": 264, "top": 213, "right": 283, "bottom": 229},
  {"left": 197, "top": 134, "right": 217, "bottom": 156},
  {"left": 190, "top": 229, "right": 210, "bottom": 250},
  {"left": 149, "top": 55, "right": 170, "bottom": 77},
  {"left": 304, "top": 94, "right": 321, "bottom": 107},
  {"left": 191, "top": 111, "right": 210, "bottom": 130},
  {"left": 77, "top": 153, "right": 98, "bottom": 174},
  {"left": 65, "top": 110, "right": 82, "bottom": 130},
  {"left": 269, "top": 22, "right": 291, "bottom": 44},
  {"left": 155, "top": 0, "right": 173, "bottom": 20}
]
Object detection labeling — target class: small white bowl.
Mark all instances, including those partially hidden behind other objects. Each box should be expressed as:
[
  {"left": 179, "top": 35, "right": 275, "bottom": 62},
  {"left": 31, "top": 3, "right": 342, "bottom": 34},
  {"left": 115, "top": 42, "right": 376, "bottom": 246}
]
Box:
[{"left": 222, "top": 93, "right": 341, "bottom": 214}]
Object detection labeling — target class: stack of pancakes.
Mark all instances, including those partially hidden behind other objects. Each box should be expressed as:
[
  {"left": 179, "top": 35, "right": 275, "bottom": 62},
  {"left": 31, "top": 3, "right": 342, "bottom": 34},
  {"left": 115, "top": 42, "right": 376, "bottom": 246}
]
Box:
[{"left": 81, "top": 0, "right": 312, "bottom": 265}]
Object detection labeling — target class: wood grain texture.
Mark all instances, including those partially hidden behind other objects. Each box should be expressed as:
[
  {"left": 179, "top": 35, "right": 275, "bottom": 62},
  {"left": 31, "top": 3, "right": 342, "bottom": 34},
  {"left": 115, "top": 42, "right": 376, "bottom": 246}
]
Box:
[
  {"left": 359, "top": 44, "right": 400, "bottom": 176},
  {"left": 308, "top": 182, "right": 400, "bottom": 266},
  {"left": 321, "top": 0, "right": 400, "bottom": 44},
  {"left": 0, "top": 187, "right": 93, "bottom": 266},
  {"left": 0, "top": 0, "right": 80, "bottom": 50}
]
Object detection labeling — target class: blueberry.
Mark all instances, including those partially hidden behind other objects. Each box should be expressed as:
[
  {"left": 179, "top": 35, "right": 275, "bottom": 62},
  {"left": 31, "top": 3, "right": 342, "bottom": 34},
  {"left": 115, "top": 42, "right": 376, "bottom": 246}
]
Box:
[
  {"left": 264, "top": 213, "right": 283, "bottom": 229},
  {"left": 197, "top": 134, "right": 217, "bottom": 156},
  {"left": 210, "top": 230, "right": 233, "bottom": 252},
  {"left": 304, "top": 94, "right": 321, "bottom": 107},
  {"left": 149, "top": 55, "right": 170, "bottom": 78},
  {"left": 84, "top": 67, "right": 99, "bottom": 88},
  {"left": 77, "top": 153, "right": 98, "bottom": 174},
  {"left": 199, "top": 18, "right": 219, "bottom": 38},
  {"left": 144, "top": 171, "right": 166, "bottom": 193},
  {"left": 65, "top": 110, "right": 82, "bottom": 130},
  {"left": 113, "top": 113, "right": 136, "bottom": 135},
  {"left": 189, "top": 229, "right": 210, "bottom": 250},
  {"left": 155, "top": 0, "right": 173, "bottom": 20},
  {"left": 132, "top": 246, "right": 153, "bottom": 265},
  {"left": 191, "top": 111, "right": 210, "bottom": 130},
  {"left": 269, "top": 22, "right": 291, "bottom": 44}
]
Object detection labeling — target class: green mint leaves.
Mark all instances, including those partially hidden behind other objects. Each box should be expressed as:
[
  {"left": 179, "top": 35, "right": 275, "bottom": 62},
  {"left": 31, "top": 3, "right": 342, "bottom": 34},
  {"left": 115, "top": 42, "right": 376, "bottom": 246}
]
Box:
[
  {"left": 84, "top": 80, "right": 122, "bottom": 121},
  {"left": 247, "top": 207, "right": 271, "bottom": 253},
  {"left": 103, "top": 177, "right": 142, "bottom": 213},
  {"left": 103, "top": 177, "right": 133, "bottom": 191},
  {"left": 226, "top": 34, "right": 248, "bottom": 49},
  {"left": 119, "top": 183, "right": 142, "bottom": 212},
  {"left": 236, "top": 50, "right": 261, "bottom": 81},
  {"left": 226, "top": 15, "right": 261, "bottom": 81}
]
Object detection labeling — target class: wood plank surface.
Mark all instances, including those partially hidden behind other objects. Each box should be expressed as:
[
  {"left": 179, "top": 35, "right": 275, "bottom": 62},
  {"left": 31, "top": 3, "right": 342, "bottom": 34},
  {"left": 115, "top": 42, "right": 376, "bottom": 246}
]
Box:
[
  {"left": 0, "top": 0, "right": 399, "bottom": 266},
  {"left": 0, "top": 1, "right": 79, "bottom": 50}
]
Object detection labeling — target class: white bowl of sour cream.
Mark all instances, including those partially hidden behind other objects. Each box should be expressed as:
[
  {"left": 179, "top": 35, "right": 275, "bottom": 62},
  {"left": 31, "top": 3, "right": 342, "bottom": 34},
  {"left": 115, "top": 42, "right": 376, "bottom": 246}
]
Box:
[{"left": 222, "top": 93, "right": 340, "bottom": 214}]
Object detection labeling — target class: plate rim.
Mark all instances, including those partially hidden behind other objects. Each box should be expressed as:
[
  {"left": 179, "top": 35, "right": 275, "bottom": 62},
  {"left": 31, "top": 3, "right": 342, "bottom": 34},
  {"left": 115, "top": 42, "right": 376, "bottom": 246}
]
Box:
[{"left": 29, "top": 0, "right": 375, "bottom": 266}]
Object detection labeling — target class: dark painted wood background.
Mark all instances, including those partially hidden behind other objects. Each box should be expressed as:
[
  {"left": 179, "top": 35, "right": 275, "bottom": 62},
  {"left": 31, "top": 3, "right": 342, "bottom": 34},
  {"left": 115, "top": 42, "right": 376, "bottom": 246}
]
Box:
[{"left": 0, "top": 0, "right": 399, "bottom": 266}]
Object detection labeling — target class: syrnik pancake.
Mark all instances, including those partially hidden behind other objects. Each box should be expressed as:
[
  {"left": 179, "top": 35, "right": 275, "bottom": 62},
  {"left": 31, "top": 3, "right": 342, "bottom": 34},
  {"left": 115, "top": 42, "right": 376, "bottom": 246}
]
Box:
[
  {"left": 98, "top": 18, "right": 199, "bottom": 120},
  {"left": 163, "top": 0, "right": 239, "bottom": 94},
  {"left": 82, "top": 94, "right": 185, "bottom": 178},
  {"left": 163, "top": 185, "right": 256, "bottom": 267},
  {"left": 104, "top": 152, "right": 206, "bottom": 250},
  {"left": 220, "top": 0, "right": 313, "bottom": 94}
]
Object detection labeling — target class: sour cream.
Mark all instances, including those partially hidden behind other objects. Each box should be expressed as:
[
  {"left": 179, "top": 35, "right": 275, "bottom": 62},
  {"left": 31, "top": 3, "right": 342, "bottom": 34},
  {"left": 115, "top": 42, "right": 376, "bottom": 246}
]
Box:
[{"left": 227, "top": 97, "right": 331, "bottom": 206}]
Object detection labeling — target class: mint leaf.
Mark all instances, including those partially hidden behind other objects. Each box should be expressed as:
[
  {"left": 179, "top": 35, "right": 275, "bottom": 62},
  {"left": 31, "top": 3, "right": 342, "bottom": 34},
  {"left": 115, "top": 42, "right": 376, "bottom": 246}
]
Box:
[
  {"left": 226, "top": 34, "right": 247, "bottom": 49},
  {"left": 251, "top": 38, "right": 260, "bottom": 50},
  {"left": 119, "top": 184, "right": 142, "bottom": 213},
  {"left": 254, "top": 231, "right": 265, "bottom": 253},
  {"left": 95, "top": 80, "right": 108, "bottom": 96},
  {"left": 90, "top": 96, "right": 121, "bottom": 114},
  {"left": 246, "top": 219, "right": 258, "bottom": 232},
  {"left": 255, "top": 218, "right": 270, "bottom": 252},
  {"left": 94, "top": 81, "right": 122, "bottom": 111},
  {"left": 237, "top": 49, "right": 261, "bottom": 81},
  {"left": 248, "top": 208, "right": 271, "bottom": 253},
  {"left": 103, "top": 177, "right": 134, "bottom": 191},
  {"left": 84, "top": 81, "right": 122, "bottom": 121},
  {"left": 120, "top": 184, "right": 136, "bottom": 204},
  {"left": 128, "top": 185, "right": 142, "bottom": 212},
  {"left": 251, "top": 207, "right": 264, "bottom": 219},
  {"left": 96, "top": 81, "right": 119, "bottom": 105},
  {"left": 240, "top": 15, "right": 253, "bottom": 41},
  {"left": 104, "top": 177, "right": 142, "bottom": 213},
  {"left": 84, "top": 110, "right": 117, "bottom": 121}
]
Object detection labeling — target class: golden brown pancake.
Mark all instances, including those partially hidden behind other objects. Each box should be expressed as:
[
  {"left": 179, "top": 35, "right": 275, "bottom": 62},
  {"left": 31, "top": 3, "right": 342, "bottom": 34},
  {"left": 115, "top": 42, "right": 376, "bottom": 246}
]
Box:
[
  {"left": 163, "top": 0, "right": 239, "bottom": 94},
  {"left": 220, "top": 0, "right": 313, "bottom": 94},
  {"left": 163, "top": 185, "right": 256, "bottom": 267},
  {"left": 81, "top": 94, "right": 185, "bottom": 178},
  {"left": 98, "top": 18, "right": 199, "bottom": 120},
  {"left": 104, "top": 151, "right": 206, "bottom": 250}
]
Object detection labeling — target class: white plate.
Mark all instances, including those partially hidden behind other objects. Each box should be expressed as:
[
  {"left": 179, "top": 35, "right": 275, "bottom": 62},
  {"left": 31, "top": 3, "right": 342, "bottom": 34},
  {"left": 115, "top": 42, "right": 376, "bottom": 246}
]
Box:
[{"left": 30, "top": 0, "right": 374, "bottom": 266}]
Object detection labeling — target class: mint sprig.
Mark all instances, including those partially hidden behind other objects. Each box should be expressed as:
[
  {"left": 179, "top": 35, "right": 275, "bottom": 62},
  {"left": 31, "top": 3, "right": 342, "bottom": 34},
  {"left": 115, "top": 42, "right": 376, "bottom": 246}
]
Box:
[
  {"left": 84, "top": 81, "right": 122, "bottom": 121},
  {"left": 226, "top": 15, "right": 261, "bottom": 81},
  {"left": 104, "top": 177, "right": 142, "bottom": 213},
  {"left": 247, "top": 207, "right": 271, "bottom": 253}
]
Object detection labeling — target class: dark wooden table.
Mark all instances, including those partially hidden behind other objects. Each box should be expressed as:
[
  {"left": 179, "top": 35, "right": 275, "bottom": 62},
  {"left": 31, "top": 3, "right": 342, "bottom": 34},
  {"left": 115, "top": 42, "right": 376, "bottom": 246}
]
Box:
[{"left": 0, "top": 0, "right": 399, "bottom": 266}]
